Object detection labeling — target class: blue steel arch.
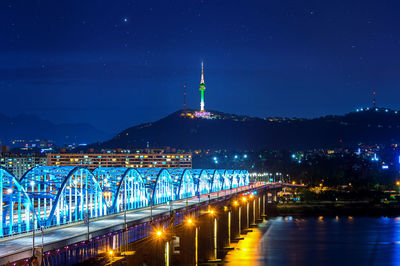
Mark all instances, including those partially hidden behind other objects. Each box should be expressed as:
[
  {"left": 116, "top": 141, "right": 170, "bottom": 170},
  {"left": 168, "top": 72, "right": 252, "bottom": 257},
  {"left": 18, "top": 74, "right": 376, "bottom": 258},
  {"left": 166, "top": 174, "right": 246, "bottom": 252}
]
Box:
[
  {"left": 168, "top": 169, "right": 195, "bottom": 199},
  {"left": 240, "top": 170, "right": 250, "bottom": 186},
  {"left": 224, "top": 170, "right": 234, "bottom": 190},
  {"left": 20, "top": 166, "right": 107, "bottom": 227},
  {"left": 209, "top": 170, "right": 224, "bottom": 192},
  {"left": 137, "top": 168, "right": 174, "bottom": 205},
  {"left": 0, "top": 167, "right": 36, "bottom": 236},
  {"left": 205, "top": 169, "right": 217, "bottom": 192},
  {"left": 191, "top": 169, "right": 212, "bottom": 195},
  {"left": 231, "top": 170, "right": 241, "bottom": 188},
  {"left": 93, "top": 167, "right": 148, "bottom": 212},
  {"left": 218, "top": 170, "right": 231, "bottom": 191}
]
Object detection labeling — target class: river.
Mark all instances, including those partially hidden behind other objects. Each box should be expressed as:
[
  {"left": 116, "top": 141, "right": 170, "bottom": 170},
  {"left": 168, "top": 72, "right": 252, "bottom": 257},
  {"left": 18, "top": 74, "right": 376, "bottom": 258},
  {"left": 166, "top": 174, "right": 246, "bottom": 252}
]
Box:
[{"left": 224, "top": 216, "right": 400, "bottom": 265}]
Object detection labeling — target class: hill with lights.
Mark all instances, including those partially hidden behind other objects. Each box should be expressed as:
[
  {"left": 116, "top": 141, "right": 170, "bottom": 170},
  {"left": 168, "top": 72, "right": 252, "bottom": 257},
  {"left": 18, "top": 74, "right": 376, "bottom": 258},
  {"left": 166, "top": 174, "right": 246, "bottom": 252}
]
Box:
[{"left": 94, "top": 108, "right": 400, "bottom": 151}]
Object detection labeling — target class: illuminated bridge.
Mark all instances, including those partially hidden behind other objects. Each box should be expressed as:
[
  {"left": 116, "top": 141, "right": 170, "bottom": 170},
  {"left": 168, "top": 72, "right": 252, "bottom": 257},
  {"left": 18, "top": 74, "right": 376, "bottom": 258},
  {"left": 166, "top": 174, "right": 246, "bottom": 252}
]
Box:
[
  {"left": 0, "top": 166, "right": 300, "bottom": 265},
  {"left": 0, "top": 166, "right": 250, "bottom": 238}
]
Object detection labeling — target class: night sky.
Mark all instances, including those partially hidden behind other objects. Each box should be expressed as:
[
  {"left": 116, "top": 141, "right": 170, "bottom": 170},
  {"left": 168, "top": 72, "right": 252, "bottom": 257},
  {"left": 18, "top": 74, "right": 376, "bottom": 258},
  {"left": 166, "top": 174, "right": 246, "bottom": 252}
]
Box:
[{"left": 1, "top": 1, "right": 400, "bottom": 133}]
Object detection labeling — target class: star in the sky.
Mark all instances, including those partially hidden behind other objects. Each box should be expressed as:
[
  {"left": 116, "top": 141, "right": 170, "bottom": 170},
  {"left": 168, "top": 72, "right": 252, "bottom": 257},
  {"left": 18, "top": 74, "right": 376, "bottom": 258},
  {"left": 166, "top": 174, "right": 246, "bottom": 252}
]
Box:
[{"left": 123, "top": 18, "right": 128, "bottom": 23}]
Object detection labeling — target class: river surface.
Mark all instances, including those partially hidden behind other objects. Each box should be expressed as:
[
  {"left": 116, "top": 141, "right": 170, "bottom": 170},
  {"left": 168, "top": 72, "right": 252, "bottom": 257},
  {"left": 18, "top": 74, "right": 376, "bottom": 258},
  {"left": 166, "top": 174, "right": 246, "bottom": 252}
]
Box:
[{"left": 224, "top": 216, "right": 400, "bottom": 266}]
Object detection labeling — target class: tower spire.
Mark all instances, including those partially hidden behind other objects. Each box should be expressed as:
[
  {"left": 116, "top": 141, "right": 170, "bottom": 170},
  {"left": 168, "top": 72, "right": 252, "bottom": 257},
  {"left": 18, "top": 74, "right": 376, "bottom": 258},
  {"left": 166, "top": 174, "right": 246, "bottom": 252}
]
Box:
[
  {"left": 199, "top": 61, "right": 206, "bottom": 111},
  {"left": 200, "top": 61, "right": 205, "bottom": 84}
]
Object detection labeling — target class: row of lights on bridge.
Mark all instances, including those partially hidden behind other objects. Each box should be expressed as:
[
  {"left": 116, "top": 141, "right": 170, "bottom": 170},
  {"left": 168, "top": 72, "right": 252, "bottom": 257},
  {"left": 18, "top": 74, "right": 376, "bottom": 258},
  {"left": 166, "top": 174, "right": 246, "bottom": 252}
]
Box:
[
  {"left": 149, "top": 193, "right": 256, "bottom": 241},
  {"left": 105, "top": 191, "right": 259, "bottom": 259}
]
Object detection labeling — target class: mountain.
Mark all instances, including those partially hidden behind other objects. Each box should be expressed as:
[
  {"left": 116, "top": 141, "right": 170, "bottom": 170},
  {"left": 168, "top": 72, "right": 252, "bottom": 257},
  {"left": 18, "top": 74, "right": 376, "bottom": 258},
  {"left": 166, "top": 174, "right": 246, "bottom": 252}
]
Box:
[
  {"left": 0, "top": 114, "right": 108, "bottom": 146},
  {"left": 94, "top": 107, "right": 400, "bottom": 151}
]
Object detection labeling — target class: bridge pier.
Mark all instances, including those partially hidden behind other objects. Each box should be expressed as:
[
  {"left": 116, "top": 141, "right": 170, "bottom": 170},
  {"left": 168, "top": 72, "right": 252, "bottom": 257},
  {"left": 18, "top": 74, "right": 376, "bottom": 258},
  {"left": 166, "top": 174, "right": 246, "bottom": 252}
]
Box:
[
  {"left": 256, "top": 195, "right": 263, "bottom": 223},
  {"left": 126, "top": 235, "right": 167, "bottom": 266},
  {"left": 171, "top": 224, "right": 197, "bottom": 266},
  {"left": 230, "top": 202, "right": 241, "bottom": 242},
  {"left": 246, "top": 201, "right": 250, "bottom": 229},
  {"left": 197, "top": 209, "right": 218, "bottom": 263},
  {"left": 273, "top": 191, "right": 278, "bottom": 203},
  {"left": 262, "top": 194, "right": 266, "bottom": 217},
  {"left": 227, "top": 210, "right": 232, "bottom": 246},
  {"left": 216, "top": 205, "right": 231, "bottom": 253},
  {"left": 237, "top": 198, "right": 250, "bottom": 235},
  {"left": 250, "top": 197, "right": 256, "bottom": 227}
]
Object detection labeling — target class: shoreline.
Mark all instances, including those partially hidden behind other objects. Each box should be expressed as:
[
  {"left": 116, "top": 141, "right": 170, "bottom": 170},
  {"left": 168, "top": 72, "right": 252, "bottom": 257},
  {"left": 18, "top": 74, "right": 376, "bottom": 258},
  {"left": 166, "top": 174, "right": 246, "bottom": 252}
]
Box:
[{"left": 271, "top": 202, "right": 400, "bottom": 217}]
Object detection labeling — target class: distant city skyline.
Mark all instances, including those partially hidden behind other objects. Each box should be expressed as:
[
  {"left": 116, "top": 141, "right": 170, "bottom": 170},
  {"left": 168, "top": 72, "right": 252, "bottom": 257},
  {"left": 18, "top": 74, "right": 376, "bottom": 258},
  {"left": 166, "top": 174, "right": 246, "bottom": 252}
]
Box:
[{"left": 1, "top": 1, "right": 400, "bottom": 133}]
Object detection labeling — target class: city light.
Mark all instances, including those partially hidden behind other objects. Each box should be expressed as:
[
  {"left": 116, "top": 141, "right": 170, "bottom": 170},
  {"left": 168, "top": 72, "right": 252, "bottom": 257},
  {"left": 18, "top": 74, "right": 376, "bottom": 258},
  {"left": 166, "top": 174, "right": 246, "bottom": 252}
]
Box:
[
  {"left": 234, "top": 201, "right": 238, "bottom": 206},
  {"left": 212, "top": 156, "right": 219, "bottom": 164},
  {"left": 156, "top": 230, "right": 162, "bottom": 236},
  {"left": 242, "top": 196, "right": 246, "bottom": 202},
  {"left": 109, "top": 250, "right": 113, "bottom": 256}
]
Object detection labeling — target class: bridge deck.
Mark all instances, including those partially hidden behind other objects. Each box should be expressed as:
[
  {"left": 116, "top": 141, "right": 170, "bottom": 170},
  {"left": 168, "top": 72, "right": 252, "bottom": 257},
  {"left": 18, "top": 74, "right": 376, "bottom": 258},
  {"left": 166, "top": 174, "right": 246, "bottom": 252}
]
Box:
[{"left": 0, "top": 183, "right": 287, "bottom": 264}]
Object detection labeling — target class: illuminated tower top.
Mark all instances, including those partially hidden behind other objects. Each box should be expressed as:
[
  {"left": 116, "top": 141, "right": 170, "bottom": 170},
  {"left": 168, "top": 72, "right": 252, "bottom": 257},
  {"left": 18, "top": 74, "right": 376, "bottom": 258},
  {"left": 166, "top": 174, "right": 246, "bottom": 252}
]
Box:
[
  {"left": 194, "top": 62, "right": 211, "bottom": 118},
  {"left": 199, "top": 61, "right": 206, "bottom": 111}
]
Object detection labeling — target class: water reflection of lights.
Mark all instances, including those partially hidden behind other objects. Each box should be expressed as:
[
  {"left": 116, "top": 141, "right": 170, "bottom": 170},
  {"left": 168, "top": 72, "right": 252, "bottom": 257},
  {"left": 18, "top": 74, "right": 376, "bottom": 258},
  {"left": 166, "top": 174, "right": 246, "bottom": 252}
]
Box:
[
  {"left": 284, "top": 216, "right": 293, "bottom": 221},
  {"left": 224, "top": 226, "right": 262, "bottom": 265}
]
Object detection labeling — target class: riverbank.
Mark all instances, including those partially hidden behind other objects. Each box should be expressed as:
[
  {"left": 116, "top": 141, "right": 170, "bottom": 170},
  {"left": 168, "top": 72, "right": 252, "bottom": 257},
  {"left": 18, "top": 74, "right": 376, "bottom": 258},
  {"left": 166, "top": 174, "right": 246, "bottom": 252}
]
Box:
[{"left": 271, "top": 201, "right": 400, "bottom": 216}]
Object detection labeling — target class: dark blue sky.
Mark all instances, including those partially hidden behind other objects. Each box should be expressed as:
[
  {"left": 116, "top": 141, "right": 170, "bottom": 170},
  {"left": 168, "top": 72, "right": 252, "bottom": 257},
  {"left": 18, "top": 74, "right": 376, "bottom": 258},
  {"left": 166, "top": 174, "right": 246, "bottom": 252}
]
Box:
[{"left": 1, "top": 0, "right": 400, "bottom": 133}]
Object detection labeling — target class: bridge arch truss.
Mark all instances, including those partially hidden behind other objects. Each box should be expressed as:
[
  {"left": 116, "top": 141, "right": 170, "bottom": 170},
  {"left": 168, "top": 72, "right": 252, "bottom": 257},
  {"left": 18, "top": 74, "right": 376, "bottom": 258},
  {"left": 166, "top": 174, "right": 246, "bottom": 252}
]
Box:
[
  {"left": 137, "top": 168, "right": 174, "bottom": 205},
  {"left": 1, "top": 166, "right": 250, "bottom": 238},
  {"left": 0, "top": 167, "right": 35, "bottom": 237},
  {"left": 93, "top": 167, "right": 148, "bottom": 213},
  {"left": 19, "top": 166, "right": 107, "bottom": 228}
]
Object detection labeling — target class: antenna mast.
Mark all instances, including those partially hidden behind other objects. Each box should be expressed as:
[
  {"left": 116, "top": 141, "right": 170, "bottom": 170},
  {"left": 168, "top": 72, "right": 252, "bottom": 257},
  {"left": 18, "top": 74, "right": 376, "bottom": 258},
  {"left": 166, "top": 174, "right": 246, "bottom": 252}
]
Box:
[
  {"left": 372, "top": 90, "right": 376, "bottom": 108},
  {"left": 183, "top": 85, "right": 187, "bottom": 110}
]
